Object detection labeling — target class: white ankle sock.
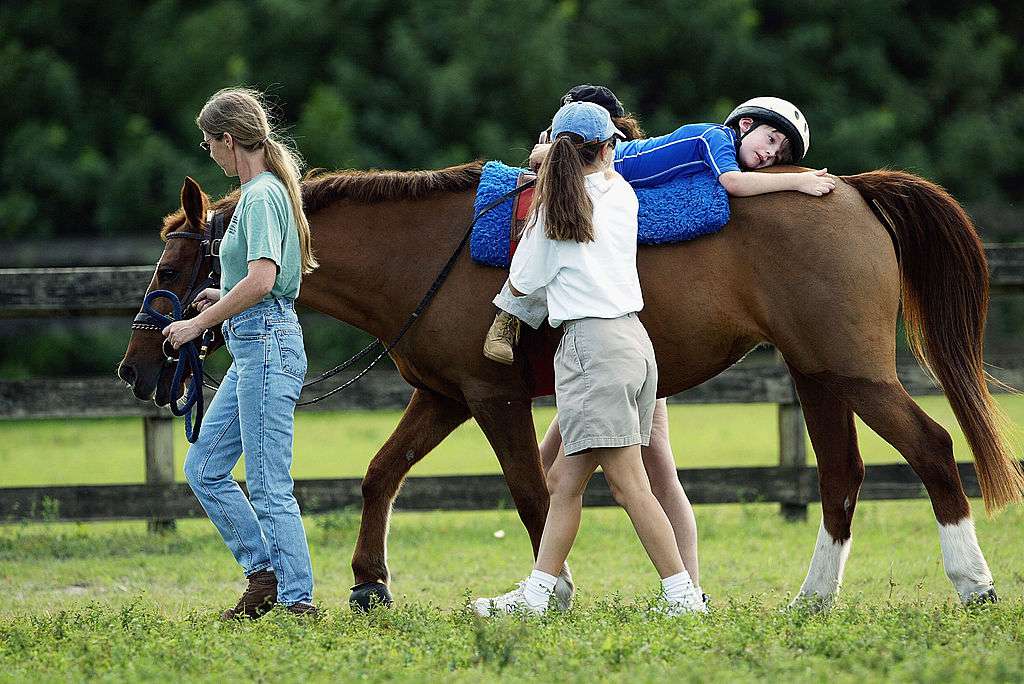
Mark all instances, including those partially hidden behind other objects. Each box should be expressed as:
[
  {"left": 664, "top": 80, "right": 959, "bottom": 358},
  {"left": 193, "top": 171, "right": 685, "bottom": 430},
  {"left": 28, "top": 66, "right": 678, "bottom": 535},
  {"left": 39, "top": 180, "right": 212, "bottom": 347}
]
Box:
[
  {"left": 524, "top": 569, "right": 558, "bottom": 609},
  {"left": 661, "top": 570, "right": 695, "bottom": 602}
]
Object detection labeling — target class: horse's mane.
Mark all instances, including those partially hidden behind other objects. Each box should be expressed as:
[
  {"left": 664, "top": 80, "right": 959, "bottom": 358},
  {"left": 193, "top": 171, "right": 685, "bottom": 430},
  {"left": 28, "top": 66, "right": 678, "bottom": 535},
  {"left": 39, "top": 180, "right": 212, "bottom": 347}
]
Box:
[{"left": 160, "top": 161, "right": 485, "bottom": 239}]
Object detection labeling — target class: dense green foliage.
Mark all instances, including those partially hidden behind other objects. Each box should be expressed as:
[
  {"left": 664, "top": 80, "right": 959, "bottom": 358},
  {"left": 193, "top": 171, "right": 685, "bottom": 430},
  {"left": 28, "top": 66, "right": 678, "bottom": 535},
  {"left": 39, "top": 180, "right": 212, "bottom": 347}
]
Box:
[
  {"left": 2, "top": 1, "right": 1022, "bottom": 378},
  {"left": 3, "top": 0, "right": 1023, "bottom": 242},
  {"left": 2, "top": 503, "right": 1024, "bottom": 681}
]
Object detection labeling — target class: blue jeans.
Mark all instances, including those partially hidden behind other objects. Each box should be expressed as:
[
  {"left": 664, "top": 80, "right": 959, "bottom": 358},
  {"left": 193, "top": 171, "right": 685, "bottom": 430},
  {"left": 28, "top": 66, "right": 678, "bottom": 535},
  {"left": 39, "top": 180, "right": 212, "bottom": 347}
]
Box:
[{"left": 183, "top": 298, "right": 313, "bottom": 605}]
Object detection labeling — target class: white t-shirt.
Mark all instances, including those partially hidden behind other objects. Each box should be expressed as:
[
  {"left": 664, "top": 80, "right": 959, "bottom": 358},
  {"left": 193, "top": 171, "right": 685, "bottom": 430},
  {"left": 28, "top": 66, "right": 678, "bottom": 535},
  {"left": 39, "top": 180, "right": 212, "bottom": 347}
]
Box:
[{"left": 508, "top": 170, "right": 643, "bottom": 327}]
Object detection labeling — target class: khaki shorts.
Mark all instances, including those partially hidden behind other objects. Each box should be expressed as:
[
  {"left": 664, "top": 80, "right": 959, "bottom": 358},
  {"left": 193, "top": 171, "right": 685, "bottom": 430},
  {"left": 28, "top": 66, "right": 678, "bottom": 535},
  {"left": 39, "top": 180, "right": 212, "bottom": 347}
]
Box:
[{"left": 555, "top": 313, "right": 658, "bottom": 456}]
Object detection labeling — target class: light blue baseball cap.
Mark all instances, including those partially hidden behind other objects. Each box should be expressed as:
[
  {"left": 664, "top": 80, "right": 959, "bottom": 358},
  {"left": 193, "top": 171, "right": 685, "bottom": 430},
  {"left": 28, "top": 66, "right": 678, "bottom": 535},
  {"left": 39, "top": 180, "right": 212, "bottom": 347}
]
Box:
[{"left": 550, "top": 101, "right": 626, "bottom": 144}]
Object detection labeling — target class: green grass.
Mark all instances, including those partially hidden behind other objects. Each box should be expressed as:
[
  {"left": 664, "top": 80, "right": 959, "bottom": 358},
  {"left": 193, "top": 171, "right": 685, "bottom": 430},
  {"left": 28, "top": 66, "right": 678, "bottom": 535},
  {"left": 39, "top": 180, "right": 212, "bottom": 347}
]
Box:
[
  {"left": 2, "top": 500, "right": 1024, "bottom": 681},
  {"left": 4, "top": 397, "right": 1024, "bottom": 679},
  {"left": 3, "top": 394, "right": 1024, "bottom": 487}
]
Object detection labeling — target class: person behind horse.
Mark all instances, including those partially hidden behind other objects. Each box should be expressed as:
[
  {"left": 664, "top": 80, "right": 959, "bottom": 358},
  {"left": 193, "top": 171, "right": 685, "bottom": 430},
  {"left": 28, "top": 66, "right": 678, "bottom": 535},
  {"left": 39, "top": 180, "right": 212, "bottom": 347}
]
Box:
[
  {"left": 473, "top": 101, "right": 706, "bottom": 615},
  {"left": 162, "top": 87, "right": 319, "bottom": 619}
]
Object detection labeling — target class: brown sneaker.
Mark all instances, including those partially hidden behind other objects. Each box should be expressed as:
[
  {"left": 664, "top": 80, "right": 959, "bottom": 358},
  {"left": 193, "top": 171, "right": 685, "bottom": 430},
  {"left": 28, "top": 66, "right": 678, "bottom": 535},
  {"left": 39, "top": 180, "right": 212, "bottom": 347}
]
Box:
[
  {"left": 220, "top": 569, "right": 278, "bottom": 621},
  {"left": 284, "top": 602, "right": 321, "bottom": 618},
  {"left": 482, "top": 311, "right": 520, "bottom": 365}
]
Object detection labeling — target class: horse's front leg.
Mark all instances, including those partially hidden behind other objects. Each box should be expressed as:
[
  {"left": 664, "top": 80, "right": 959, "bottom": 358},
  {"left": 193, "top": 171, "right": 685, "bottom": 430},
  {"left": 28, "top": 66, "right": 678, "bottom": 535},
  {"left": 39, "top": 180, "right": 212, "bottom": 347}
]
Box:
[
  {"left": 349, "top": 388, "right": 470, "bottom": 610},
  {"left": 469, "top": 397, "right": 573, "bottom": 607}
]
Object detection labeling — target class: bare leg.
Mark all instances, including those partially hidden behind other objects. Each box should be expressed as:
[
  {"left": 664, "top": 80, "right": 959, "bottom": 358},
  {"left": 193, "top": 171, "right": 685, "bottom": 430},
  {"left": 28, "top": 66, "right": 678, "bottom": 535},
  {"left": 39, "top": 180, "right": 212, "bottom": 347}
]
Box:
[
  {"left": 535, "top": 444, "right": 685, "bottom": 580},
  {"left": 643, "top": 399, "right": 700, "bottom": 585},
  {"left": 599, "top": 445, "right": 686, "bottom": 579},
  {"left": 533, "top": 449, "right": 598, "bottom": 576},
  {"left": 540, "top": 400, "right": 700, "bottom": 583},
  {"left": 539, "top": 415, "right": 562, "bottom": 472}
]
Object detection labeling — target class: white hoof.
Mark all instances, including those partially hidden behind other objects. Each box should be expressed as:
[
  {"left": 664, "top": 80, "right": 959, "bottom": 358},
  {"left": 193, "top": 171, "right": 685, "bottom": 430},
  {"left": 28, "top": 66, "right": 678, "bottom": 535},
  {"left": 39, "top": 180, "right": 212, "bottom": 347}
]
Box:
[{"left": 788, "top": 591, "right": 834, "bottom": 613}]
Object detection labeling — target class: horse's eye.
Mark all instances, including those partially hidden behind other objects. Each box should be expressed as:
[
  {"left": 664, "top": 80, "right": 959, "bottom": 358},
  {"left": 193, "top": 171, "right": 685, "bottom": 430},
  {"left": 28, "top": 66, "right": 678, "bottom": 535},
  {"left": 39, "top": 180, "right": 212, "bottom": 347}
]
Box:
[{"left": 157, "top": 267, "right": 178, "bottom": 281}]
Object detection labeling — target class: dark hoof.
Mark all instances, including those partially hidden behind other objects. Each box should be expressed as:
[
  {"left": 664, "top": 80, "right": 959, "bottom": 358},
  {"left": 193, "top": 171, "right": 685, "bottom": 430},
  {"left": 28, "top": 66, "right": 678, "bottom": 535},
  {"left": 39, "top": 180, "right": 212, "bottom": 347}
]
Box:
[
  {"left": 966, "top": 587, "right": 998, "bottom": 605},
  {"left": 349, "top": 581, "right": 393, "bottom": 612}
]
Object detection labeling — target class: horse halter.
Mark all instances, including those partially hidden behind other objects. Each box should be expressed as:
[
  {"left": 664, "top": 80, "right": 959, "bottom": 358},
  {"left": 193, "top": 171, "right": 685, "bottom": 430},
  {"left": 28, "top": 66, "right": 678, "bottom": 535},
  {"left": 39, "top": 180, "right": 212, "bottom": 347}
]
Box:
[
  {"left": 131, "top": 211, "right": 226, "bottom": 361},
  {"left": 127, "top": 211, "right": 225, "bottom": 443}
]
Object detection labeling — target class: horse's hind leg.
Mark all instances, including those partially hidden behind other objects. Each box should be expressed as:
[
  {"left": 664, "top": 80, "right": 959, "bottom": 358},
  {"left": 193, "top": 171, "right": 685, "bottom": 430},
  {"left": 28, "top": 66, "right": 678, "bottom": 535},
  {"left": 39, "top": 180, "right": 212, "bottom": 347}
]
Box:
[
  {"left": 814, "top": 373, "right": 996, "bottom": 602},
  {"left": 349, "top": 388, "right": 470, "bottom": 610},
  {"left": 787, "top": 367, "right": 865, "bottom": 609}
]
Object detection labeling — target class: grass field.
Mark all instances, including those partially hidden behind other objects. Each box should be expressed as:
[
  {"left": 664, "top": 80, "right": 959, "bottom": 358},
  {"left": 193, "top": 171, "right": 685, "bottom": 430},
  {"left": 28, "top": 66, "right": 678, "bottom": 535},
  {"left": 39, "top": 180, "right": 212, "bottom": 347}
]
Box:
[
  {"left": 3, "top": 397, "right": 1024, "bottom": 680},
  {"left": 2, "top": 501, "right": 1024, "bottom": 681},
  {"left": 3, "top": 394, "right": 1024, "bottom": 486}
]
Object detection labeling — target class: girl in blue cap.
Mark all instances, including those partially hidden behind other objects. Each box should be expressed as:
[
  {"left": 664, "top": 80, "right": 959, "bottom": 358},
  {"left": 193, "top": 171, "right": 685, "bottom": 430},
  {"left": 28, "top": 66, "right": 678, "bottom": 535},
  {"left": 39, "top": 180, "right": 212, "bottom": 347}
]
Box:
[{"left": 473, "top": 101, "right": 706, "bottom": 616}]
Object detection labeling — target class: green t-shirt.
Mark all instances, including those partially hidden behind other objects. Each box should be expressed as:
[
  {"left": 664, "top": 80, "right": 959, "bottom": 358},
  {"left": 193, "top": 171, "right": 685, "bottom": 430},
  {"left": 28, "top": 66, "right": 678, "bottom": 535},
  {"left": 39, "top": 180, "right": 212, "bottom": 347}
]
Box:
[{"left": 220, "top": 171, "right": 302, "bottom": 301}]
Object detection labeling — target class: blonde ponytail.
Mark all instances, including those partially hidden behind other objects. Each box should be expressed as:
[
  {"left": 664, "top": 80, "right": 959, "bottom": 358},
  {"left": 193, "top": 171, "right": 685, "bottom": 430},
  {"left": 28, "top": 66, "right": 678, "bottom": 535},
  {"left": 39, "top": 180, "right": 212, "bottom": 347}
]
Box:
[{"left": 263, "top": 137, "right": 318, "bottom": 273}]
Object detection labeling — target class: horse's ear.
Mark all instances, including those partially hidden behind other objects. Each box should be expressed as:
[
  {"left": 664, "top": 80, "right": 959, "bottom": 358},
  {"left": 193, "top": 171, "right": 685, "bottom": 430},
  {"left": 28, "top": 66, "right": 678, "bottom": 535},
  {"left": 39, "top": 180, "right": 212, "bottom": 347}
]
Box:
[{"left": 180, "top": 176, "right": 206, "bottom": 232}]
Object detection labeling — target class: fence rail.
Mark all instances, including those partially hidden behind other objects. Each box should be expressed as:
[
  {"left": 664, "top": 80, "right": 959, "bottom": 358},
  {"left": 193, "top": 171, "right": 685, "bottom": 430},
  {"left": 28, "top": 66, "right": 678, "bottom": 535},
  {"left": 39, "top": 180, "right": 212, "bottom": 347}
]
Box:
[
  {"left": 2, "top": 462, "right": 991, "bottom": 523},
  {"left": 2, "top": 247, "right": 1023, "bottom": 527}
]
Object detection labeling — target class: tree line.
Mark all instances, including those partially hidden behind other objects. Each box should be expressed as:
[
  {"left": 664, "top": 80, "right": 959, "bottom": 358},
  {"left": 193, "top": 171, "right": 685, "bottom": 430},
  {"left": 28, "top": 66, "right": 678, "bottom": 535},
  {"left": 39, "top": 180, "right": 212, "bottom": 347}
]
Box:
[
  {"left": 2, "top": 1, "right": 1023, "bottom": 378},
  {"left": 3, "top": 0, "right": 1022, "bottom": 242}
]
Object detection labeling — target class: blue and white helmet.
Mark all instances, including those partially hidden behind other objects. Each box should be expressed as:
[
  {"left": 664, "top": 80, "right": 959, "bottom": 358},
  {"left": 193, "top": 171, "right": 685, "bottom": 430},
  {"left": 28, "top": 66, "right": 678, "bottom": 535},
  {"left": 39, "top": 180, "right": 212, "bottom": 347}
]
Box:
[{"left": 725, "top": 97, "right": 810, "bottom": 161}]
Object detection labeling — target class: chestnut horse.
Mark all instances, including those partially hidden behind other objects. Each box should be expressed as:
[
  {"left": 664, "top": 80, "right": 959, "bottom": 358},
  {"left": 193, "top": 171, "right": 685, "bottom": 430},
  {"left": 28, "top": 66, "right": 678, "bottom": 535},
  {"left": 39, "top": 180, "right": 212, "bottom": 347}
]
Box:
[{"left": 118, "top": 163, "right": 1024, "bottom": 609}]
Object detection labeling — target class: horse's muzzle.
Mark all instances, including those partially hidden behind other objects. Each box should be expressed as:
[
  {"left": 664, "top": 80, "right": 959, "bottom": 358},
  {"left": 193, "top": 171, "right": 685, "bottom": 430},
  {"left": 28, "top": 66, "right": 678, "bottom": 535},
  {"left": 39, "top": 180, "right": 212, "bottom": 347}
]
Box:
[{"left": 117, "top": 360, "right": 159, "bottom": 402}]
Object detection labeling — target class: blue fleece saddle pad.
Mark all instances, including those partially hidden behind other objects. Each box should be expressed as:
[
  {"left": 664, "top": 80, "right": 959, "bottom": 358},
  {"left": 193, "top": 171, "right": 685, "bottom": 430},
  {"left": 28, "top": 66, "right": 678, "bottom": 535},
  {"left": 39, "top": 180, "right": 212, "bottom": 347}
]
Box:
[{"left": 470, "top": 160, "right": 731, "bottom": 267}]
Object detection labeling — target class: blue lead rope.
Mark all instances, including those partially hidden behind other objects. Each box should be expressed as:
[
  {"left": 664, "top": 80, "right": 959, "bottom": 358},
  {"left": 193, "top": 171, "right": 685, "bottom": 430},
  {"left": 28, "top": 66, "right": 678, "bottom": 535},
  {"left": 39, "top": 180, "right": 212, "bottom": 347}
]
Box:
[{"left": 143, "top": 289, "right": 206, "bottom": 443}]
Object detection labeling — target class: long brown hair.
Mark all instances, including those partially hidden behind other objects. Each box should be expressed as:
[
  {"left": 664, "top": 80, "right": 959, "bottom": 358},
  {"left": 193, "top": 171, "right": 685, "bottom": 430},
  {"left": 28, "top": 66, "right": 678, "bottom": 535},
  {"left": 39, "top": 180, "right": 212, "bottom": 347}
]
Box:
[
  {"left": 529, "top": 134, "right": 608, "bottom": 243},
  {"left": 612, "top": 113, "right": 644, "bottom": 141},
  {"left": 197, "top": 87, "right": 319, "bottom": 273}
]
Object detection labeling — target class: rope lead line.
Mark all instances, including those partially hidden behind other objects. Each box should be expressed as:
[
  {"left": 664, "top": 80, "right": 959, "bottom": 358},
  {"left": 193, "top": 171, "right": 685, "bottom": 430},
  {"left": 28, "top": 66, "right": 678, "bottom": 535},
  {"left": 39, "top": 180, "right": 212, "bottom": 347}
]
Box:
[{"left": 141, "top": 289, "right": 205, "bottom": 443}]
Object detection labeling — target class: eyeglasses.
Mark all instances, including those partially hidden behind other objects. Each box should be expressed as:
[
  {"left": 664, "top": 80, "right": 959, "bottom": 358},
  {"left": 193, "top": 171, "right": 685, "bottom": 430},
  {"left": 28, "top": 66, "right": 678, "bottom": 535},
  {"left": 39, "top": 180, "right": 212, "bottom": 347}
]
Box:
[{"left": 199, "top": 135, "right": 221, "bottom": 152}]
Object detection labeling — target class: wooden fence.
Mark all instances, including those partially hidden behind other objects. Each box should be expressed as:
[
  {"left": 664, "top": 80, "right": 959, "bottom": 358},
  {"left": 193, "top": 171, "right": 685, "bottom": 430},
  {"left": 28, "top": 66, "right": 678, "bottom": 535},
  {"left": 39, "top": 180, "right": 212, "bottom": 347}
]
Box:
[{"left": 2, "top": 245, "right": 1024, "bottom": 529}]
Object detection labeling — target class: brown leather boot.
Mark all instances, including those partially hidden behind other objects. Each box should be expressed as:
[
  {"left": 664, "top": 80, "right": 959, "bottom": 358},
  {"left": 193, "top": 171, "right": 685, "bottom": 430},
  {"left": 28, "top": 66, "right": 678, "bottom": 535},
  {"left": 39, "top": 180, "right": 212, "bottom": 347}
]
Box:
[
  {"left": 220, "top": 569, "right": 278, "bottom": 620},
  {"left": 482, "top": 311, "right": 520, "bottom": 365},
  {"left": 284, "top": 602, "right": 321, "bottom": 618}
]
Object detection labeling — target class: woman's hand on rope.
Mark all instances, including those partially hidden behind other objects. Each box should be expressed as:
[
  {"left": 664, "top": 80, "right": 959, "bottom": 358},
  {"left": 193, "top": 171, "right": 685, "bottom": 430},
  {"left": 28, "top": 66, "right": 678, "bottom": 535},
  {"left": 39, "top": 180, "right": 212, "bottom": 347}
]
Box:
[
  {"left": 162, "top": 319, "right": 203, "bottom": 350},
  {"left": 193, "top": 287, "right": 221, "bottom": 312}
]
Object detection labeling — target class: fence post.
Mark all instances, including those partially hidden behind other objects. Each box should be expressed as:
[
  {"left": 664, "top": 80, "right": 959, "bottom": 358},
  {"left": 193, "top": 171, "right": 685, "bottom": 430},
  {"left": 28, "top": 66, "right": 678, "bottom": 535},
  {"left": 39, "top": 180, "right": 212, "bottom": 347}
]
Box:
[
  {"left": 777, "top": 356, "right": 809, "bottom": 521},
  {"left": 144, "top": 416, "right": 176, "bottom": 532}
]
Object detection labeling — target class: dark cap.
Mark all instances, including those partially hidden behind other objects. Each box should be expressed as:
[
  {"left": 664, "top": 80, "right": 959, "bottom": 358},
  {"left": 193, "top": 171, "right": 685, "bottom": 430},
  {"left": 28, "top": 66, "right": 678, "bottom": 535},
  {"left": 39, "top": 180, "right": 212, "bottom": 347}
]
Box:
[{"left": 562, "top": 84, "right": 626, "bottom": 119}]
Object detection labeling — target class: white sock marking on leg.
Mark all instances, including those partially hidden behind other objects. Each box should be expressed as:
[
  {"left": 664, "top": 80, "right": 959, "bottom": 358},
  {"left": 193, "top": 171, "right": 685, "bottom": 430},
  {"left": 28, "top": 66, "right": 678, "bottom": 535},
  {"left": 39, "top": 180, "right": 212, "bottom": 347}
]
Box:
[
  {"left": 938, "top": 517, "right": 993, "bottom": 600},
  {"left": 797, "top": 518, "right": 851, "bottom": 604}
]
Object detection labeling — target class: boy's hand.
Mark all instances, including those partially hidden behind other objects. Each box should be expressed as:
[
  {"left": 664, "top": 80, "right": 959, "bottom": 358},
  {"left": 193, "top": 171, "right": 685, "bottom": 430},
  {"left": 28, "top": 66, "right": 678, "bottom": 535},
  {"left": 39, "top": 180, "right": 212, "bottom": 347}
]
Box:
[{"left": 797, "top": 168, "right": 836, "bottom": 196}]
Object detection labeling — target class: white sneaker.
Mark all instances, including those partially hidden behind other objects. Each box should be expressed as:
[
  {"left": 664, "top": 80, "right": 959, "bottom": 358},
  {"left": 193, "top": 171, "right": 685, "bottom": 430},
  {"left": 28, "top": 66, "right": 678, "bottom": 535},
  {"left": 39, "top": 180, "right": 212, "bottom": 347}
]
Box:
[
  {"left": 654, "top": 581, "right": 708, "bottom": 616},
  {"left": 471, "top": 582, "right": 548, "bottom": 617}
]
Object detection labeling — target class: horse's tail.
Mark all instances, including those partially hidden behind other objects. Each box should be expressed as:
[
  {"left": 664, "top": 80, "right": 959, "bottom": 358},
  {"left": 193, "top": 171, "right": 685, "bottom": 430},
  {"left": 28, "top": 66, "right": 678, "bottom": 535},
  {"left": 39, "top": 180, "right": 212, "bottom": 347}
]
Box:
[{"left": 843, "top": 170, "right": 1024, "bottom": 515}]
